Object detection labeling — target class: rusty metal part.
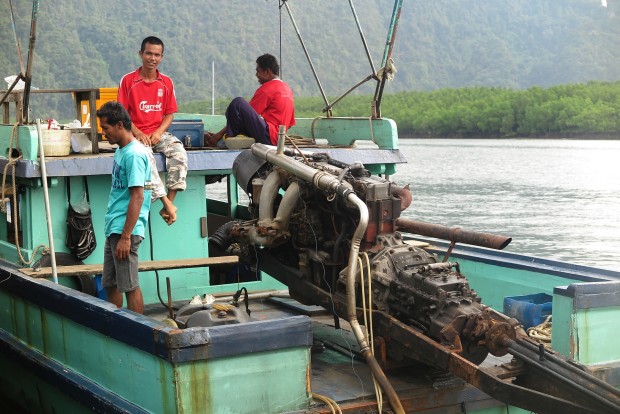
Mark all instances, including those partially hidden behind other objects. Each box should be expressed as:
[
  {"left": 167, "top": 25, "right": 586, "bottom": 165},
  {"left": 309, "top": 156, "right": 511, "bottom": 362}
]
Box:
[
  {"left": 230, "top": 148, "right": 618, "bottom": 413},
  {"left": 505, "top": 337, "right": 620, "bottom": 414},
  {"left": 442, "top": 240, "right": 457, "bottom": 262},
  {"left": 256, "top": 252, "right": 620, "bottom": 414},
  {"left": 484, "top": 322, "right": 516, "bottom": 356},
  {"left": 391, "top": 184, "right": 412, "bottom": 211},
  {"left": 373, "top": 312, "right": 619, "bottom": 414},
  {"left": 395, "top": 218, "right": 512, "bottom": 250},
  {"left": 166, "top": 277, "right": 174, "bottom": 320}
]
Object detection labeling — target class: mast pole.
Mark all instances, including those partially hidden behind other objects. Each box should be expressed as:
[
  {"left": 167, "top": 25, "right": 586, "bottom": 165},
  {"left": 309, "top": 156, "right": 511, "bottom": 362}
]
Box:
[
  {"left": 211, "top": 61, "right": 215, "bottom": 115},
  {"left": 22, "top": 0, "right": 41, "bottom": 124},
  {"left": 372, "top": 0, "right": 403, "bottom": 119}
]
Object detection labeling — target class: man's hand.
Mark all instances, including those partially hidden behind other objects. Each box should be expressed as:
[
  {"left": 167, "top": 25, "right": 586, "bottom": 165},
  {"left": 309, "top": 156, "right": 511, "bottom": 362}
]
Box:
[
  {"left": 115, "top": 235, "right": 132, "bottom": 260},
  {"left": 150, "top": 131, "right": 162, "bottom": 146},
  {"left": 135, "top": 131, "right": 151, "bottom": 146},
  {"left": 204, "top": 131, "right": 223, "bottom": 147},
  {"left": 159, "top": 207, "right": 177, "bottom": 225}
]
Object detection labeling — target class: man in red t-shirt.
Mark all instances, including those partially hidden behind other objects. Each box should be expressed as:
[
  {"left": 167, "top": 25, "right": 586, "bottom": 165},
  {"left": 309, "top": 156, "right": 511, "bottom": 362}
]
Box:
[
  {"left": 205, "top": 54, "right": 295, "bottom": 146},
  {"left": 118, "top": 36, "right": 187, "bottom": 225}
]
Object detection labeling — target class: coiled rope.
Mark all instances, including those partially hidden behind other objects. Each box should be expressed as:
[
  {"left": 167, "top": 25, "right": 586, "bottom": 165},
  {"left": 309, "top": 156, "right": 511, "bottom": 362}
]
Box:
[
  {"left": 0, "top": 123, "right": 48, "bottom": 265},
  {"left": 527, "top": 315, "right": 552, "bottom": 347}
]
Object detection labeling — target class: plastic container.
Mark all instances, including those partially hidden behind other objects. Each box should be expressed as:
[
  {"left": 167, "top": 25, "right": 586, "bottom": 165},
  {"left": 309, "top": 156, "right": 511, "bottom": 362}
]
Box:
[
  {"left": 503, "top": 293, "right": 552, "bottom": 329},
  {"left": 167, "top": 119, "right": 205, "bottom": 147},
  {"left": 40, "top": 129, "right": 71, "bottom": 156},
  {"left": 94, "top": 275, "right": 107, "bottom": 300},
  {"left": 80, "top": 87, "right": 119, "bottom": 135}
]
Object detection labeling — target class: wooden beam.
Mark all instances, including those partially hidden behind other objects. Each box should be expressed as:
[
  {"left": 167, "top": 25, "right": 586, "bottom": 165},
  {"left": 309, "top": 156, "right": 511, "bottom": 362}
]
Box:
[{"left": 19, "top": 256, "right": 239, "bottom": 278}]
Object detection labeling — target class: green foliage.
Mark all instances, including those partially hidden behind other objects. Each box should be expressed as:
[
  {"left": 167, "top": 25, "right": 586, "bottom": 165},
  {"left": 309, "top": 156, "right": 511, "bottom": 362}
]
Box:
[
  {"left": 1, "top": 0, "right": 618, "bottom": 130},
  {"left": 180, "top": 81, "right": 620, "bottom": 137},
  {"left": 382, "top": 81, "right": 620, "bottom": 137}
]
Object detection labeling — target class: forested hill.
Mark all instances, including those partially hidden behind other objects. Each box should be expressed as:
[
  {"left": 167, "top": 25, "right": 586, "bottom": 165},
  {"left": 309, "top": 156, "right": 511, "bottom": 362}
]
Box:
[{"left": 1, "top": 0, "right": 619, "bottom": 113}]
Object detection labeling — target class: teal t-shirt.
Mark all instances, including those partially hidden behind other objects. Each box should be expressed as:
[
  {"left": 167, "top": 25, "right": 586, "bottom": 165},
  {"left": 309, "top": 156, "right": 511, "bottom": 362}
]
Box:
[{"left": 104, "top": 140, "right": 152, "bottom": 237}]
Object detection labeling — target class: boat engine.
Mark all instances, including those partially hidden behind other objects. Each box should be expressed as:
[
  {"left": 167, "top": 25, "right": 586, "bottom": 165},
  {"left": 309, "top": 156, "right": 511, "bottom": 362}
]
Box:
[
  {"left": 214, "top": 147, "right": 517, "bottom": 364},
  {"left": 210, "top": 144, "right": 620, "bottom": 414}
]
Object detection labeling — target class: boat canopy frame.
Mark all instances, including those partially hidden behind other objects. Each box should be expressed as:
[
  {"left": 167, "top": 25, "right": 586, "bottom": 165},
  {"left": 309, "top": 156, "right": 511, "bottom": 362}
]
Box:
[{"left": 278, "top": 0, "right": 403, "bottom": 118}]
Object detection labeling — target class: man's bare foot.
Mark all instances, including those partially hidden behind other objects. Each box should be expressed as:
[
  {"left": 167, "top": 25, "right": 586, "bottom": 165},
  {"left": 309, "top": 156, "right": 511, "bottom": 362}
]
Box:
[{"left": 159, "top": 205, "right": 177, "bottom": 225}]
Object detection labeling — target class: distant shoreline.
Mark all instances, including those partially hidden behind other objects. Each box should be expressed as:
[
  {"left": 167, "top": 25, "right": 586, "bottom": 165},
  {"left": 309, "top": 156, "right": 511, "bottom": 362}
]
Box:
[{"left": 400, "top": 133, "right": 620, "bottom": 140}]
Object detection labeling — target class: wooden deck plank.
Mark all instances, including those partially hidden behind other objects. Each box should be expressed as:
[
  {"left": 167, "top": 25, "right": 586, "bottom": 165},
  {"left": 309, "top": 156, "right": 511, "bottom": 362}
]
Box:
[{"left": 19, "top": 256, "right": 239, "bottom": 278}]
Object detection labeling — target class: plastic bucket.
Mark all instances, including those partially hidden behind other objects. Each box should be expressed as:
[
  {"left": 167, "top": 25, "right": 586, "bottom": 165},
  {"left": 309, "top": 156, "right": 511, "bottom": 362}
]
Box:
[{"left": 41, "top": 129, "right": 71, "bottom": 156}]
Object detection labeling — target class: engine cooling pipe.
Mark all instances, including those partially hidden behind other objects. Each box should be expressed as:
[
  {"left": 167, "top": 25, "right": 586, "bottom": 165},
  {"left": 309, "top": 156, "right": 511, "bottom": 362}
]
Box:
[
  {"left": 251, "top": 143, "right": 405, "bottom": 414},
  {"left": 395, "top": 218, "right": 512, "bottom": 250},
  {"left": 275, "top": 181, "right": 301, "bottom": 231},
  {"left": 240, "top": 170, "right": 300, "bottom": 247},
  {"left": 258, "top": 170, "right": 286, "bottom": 223}
]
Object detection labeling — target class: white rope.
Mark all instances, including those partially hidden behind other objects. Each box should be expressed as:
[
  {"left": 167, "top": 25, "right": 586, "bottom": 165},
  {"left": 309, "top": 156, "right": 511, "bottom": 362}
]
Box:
[
  {"left": 376, "top": 58, "right": 397, "bottom": 82},
  {"left": 527, "top": 315, "right": 552, "bottom": 347}
]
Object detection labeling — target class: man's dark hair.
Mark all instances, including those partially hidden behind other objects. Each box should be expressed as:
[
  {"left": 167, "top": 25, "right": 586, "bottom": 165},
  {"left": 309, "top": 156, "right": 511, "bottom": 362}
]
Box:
[
  {"left": 96, "top": 101, "right": 132, "bottom": 131},
  {"left": 141, "top": 36, "right": 165, "bottom": 53},
  {"left": 256, "top": 54, "right": 279, "bottom": 76}
]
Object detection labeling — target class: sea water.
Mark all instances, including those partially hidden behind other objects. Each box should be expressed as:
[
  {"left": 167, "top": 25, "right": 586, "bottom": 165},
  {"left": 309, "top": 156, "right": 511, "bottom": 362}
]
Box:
[{"left": 397, "top": 138, "right": 620, "bottom": 270}]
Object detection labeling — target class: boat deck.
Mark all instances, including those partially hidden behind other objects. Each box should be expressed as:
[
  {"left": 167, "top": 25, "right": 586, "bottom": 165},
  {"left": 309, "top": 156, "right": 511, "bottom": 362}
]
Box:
[{"left": 144, "top": 294, "right": 509, "bottom": 414}]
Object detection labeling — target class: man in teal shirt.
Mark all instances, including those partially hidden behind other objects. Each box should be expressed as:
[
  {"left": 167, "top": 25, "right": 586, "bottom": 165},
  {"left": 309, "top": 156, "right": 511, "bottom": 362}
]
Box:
[{"left": 97, "top": 101, "right": 152, "bottom": 314}]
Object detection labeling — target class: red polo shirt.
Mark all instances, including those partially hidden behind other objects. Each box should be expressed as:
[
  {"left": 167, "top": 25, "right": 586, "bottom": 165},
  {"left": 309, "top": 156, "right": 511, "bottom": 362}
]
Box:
[
  {"left": 118, "top": 68, "right": 178, "bottom": 135},
  {"left": 249, "top": 79, "right": 295, "bottom": 144}
]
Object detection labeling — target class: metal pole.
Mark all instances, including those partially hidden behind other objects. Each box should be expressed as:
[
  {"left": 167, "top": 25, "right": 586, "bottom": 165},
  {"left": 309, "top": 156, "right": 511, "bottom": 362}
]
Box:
[
  {"left": 0, "top": 74, "right": 24, "bottom": 107},
  {"left": 211, "top": 61, "right": 215, "bottom": 115},
  {"left": 8, "top": 0, "right": 26, "bottom": 74},
  {"left": 22, "top": 0, "right": 41, "bottom": 123},
  {"left": 281, "top": 0, "right": 330, "bottom": 109},
  {"left": 395, "top": 218, "right": 512, "bottom": 250},
  {"left": 276, "top": 125, "right": 286, "bottom": 154},
  {"left": 348, "top": 0, "right": 377, "bottom": 77},
  {"left": 372, "top": 0, "right": 403, "bottom": 118},
  {"left": 35, "top": 119, "right": 58, "bottom": 284}
]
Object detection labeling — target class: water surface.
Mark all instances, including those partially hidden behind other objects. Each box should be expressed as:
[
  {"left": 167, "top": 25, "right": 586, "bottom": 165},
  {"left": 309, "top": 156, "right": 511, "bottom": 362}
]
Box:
[{"left": 396, "top": 139, "right": 620, "bottom": 270}]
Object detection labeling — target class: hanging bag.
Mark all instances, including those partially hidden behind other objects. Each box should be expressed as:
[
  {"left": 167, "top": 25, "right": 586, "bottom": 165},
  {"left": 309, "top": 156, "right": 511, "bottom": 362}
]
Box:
[{"left": 65, "top": 178, "right": 97, "bottom": 260}]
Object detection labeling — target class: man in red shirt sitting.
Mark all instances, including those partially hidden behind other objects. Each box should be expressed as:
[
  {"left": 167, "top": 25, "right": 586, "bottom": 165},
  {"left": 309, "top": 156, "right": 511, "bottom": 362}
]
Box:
[
  {"left": 205, "top": 54, "right": 295, "bottom": 146},
  {"left": 118, "top": 36, "right": 188, "bottom": 225}
]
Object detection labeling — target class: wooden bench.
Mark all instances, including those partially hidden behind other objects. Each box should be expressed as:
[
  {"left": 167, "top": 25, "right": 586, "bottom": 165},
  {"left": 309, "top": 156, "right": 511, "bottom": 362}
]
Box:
[{"left": 19, "top": 256, "right": 239, "bottom": 279}]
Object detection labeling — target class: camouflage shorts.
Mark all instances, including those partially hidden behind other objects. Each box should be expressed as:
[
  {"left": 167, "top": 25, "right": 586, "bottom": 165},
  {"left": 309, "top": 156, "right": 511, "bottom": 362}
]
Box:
[{"left": 147, "top": 132, "right": 188, "bottom": 201}]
